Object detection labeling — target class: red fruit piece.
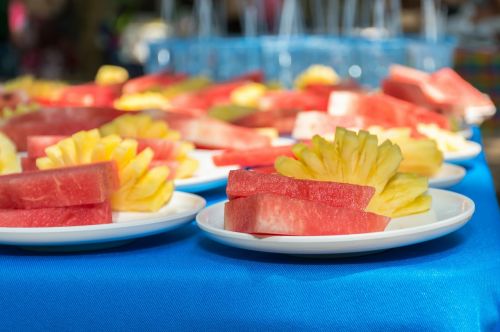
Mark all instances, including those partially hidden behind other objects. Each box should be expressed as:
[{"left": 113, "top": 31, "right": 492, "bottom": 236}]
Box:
[
  {"left": 212, "top": 145, "right": 294, "bottom": 167},
  {"left": 0, "top": 202, "right": 111, "bottom": 227},
  {"left": 226, "top": 170, "right": 375, "bottom": 210},
  {"left": 224, "top": 194, "right": 389, "bottom": 236},
  {"left": 0, "top": 162, "right": 118, "bottom": 209}
]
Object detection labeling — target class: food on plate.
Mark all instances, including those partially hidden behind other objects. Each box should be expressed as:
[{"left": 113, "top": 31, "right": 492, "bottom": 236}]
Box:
[
  {"left": 156, "top": 112, "right": 271, "bottom": 150},
  {"left": 113, "top": 91, "right": 170, "bottom": 111},
  {"left": 416, "top": 123, "right": 469, "bottom": 153},
  {"left": 3, "top": 75, "right": 67, "bottom": 104},
  {"left": 213, "top": 145, "right": 294, "bottom": 167},
  {"left": 100, "top": 114, "right": 198, "bottom": 179},
  {"left": 35, "top": 129, "right": 173, "bottom": 212},
  {"left": 0, "top": 202, "right": 111, "bottom": 227},
  {"left": 95, "top": 65, "right": 129, "bottom": 86},
  {"left": 208, "top": 104, "right": 256, "bottom": 122},
  {"left": 275, "top": 128, "right": 430, "bottom": 217},
  {"left": 0, "top": 162, "right": 117, "bottom": 209},
  {"left": 162, "top": 76, "right": 212, "bottom": 99},
  {"left": 122, "top": 72, "right": 187, "bottom": 95},
  {"left": 226, "top": 170, "right": 375, "bottom": 210},
  {"left": 0, "top": 162, "right": 117, "bottom": 227},
  {"left": 258, "top": 90, "right": 329, "bottom": 112},
  {"left": 292, "top": 111, "right": 363, "bottom": 140},
  {"left": 383, "top": 65, "right": 495, "bottom": 122},
  {"left": 0, "top": 132, "right": 20, "bottom": 174},
  {"left": 225, "top": 193, "right": 390, "bottom": 236},
  {"left": 294, "top": 65, "right": 340, "bottom": 90},
  {"left": 0, "top": 107, "right": 122, "bottom": 150},
  {"left": 58, "top": 83, "right": 121, "bottom": 108},
  {"left": 368, "top": 126, "right": 443, "bottom": 177},
  {"left": 234, "top": 108, "right": 300, "bottom": 134},
  {"left": 230, "top": 82, "right": 267, "bottom": 108}
]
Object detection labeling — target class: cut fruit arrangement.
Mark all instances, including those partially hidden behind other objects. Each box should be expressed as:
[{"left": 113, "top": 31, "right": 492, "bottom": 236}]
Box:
[
  {"left": 224, "top": 127, "right": 431, "bottom": 237},
  {"left": 34, "top": 129, "right": 173, "bottom": 212}
]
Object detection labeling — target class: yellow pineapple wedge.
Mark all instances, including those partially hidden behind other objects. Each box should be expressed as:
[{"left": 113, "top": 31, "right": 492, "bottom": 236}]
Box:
[
  {"left": 417, "top": 123, "right": 468, "bottom": 153},
  {"left": 368, "top": 126, "right": 443, "bottom": 177},
  {"left": 230, "top": 82, "right": 267, "bottom": 108},
  {"left": 275, "top": 128, "right": 431, "bottom": 218},
  {"left": 0, "top": 132, "right": 20, "bottom": 174},
  {"left": 95, "top": 65, "right": 129, "bottom": 86},
  {"left": 294, "top": 65, "right": 340, "bottom": 90},
  {"left": 99, "top": 114, "right": 198, "bottom": 179},
  {"left": 36, "top": 129, "right": 173, "bottom": 212},
  {"left": 113, "top": 91, "right": 170, "bottom": 111}
]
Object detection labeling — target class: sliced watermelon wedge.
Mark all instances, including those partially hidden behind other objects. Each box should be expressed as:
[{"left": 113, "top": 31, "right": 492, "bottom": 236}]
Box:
[
  {"left": 224, "top": 193, "right": 389, "bottom": 236},
  {"left": 226, "top": 170, "right": 375, "bottom": 210}
]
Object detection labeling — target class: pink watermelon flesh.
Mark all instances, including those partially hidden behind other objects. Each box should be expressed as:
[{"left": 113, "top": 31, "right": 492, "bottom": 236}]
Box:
[
  {"left": 27, "top": 135, "right": 66, "bottom": 158},
  {"left": 224, "top": 194, "right": 390, "bottom": 236},
  {"left": 159, "top": 114, "right": 271, "bottom": 150},
  {"left": 21, "top": 157, "right": 37, "bottom": 172},
  {"left": 0, "top": 162, "right": 118, "bottom": 209},
  {"left": 212, "top": 145, "right": 294, "bottom": 167},
  {"left": 0, "top": 202, "right": 111, "bottom": 227},
  {"left": 137, "top": 139, "right": 183, "bottom": 160},
  {"left": 226, "top": 170, "right": 375, "bottom": 210}
]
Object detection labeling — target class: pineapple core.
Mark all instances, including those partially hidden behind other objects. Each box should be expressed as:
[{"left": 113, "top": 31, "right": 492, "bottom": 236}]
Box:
[
  {"left": 36, "top": 129, "right": 173, "bottom": 212},
  {"left": 275, "top": 127, "right": 431, "bottom": 218}
]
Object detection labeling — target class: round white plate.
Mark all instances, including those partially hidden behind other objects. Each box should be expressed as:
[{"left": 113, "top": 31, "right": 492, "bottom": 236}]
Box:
[
  {"left": 196, "top": 189, "right": 474, "bottom": 255},
  {"left": 443, "top": 141, "right": 482, "bottom": 162},
  {"left": 174, "top": 150, "right": 238, "bottom": 193},
  {"left": 0, "top": 191, "right": 205, "bottom": 248},
  {"left": 429, "top": 163, "right": 466, "bottom": 188}
]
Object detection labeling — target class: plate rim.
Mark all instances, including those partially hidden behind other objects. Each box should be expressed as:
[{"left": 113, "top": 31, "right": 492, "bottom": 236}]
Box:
[
  {"left": 429, "top": 163, "right": 466, "bottom": 187},
  {"left": 196, "top": 188, "right": 475, "bottom": 243},
  {"left": 443, "top": 141, "right": 482, "bottom": 162}
]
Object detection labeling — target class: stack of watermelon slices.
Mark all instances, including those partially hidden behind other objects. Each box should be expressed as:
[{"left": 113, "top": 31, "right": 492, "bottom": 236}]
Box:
[
  {"left": 224, "top": 170, "right": 390, "bottom": 236},
  {"left": 0, "top": 162, "right": 117, "bottom": 227}
]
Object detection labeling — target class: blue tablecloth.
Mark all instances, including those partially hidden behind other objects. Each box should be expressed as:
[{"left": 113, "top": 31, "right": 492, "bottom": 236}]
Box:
[{"left": 1, "top": 128, "right": 500, "bottom": 331}]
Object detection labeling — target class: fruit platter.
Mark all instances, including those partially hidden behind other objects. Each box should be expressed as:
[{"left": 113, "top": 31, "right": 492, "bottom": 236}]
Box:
[{"left": 0, "top": 63, "right": 489, "bottom": 251}]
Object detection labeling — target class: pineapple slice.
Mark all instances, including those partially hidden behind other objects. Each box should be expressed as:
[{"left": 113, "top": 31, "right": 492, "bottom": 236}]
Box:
[
  {"left": 113, "top": 92, "right": 170, "bottom": 111},
  {"left": 417, "top": 123, "right": 468, "bottom": 153},
  {"left": 100, "top": 114, "right": 198, "bottom": 179},
  {"left": 100, "top": 114, "right": 180, "bottom": 140},
  {"left": 368, "top": 126, "right": 443, "bottom": 177},
  {"left": 0, "top": 132, "right": 20, "bottom": 174},
  {"left": 36, "top": 130, "right": 173, "bottom": 212},
  {"left": 275, "top": 128, "right": 431, "bottom": 218},
  {"left": 95, "top": 65, "right": 129, "bottom": 86},
  {"left": 294, "top": 65, "right": 340, "bottom": 90},
  {"left": 230, "top": 83, "right": 267, "bottom": 108}
]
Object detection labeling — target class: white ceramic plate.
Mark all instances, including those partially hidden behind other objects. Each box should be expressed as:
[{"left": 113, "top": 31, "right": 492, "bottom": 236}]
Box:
[
  {"left": 196, "top": 189, "right": 474, "bottom": 255},
  {"left": 175, "top": 150, "right": 238, "bottom": 193},
  {"left": 0, "top": 191, "right": 205, "bottom": 248},
  {"left": 429, "top": 163, "right": 466, "bottom": 188},
  {"left": 457, "top": 127, "right": 473, "bottom": 139},
  {"left": 443, "top": 141, "right": 482, "bottom": 162}
]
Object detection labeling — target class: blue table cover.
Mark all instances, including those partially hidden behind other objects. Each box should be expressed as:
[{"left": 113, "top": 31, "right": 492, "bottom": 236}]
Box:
[{"left": 1, "top": 128, "right": 500, "bottom": 331}]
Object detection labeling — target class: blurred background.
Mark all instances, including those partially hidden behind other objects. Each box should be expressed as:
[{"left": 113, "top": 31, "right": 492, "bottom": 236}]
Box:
[{"left": 0, "top": 0, "right": 499, "bottom": 187}]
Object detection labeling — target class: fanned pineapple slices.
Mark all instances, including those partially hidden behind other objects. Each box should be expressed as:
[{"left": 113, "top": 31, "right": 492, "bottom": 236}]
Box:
[
  {"left": 275, "top": 127, "right": 431, "bottom": 218},
  {"left": 100, "top": 114, "right": 181, "bottom": 140},
  {"left": 0, "top": 132, "right": 20, "bottom": 175},
  {"left": 368, "top": 126, "right": 444, "bottom": 177},
  {"left": 100, "top": 114, "right": 199, "bottom": 179},
  {"left": 36, "top": 129, "right": 173, "bottom": 212}
]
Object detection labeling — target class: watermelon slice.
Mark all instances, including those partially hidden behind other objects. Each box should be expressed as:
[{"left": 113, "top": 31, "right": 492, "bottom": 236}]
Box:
[
  {"left": 157, "top": 113, "right": 271, "bottom": 150},
  {"left": 58, "top": 84, "right": 121, "bottom": 108},
  {"left": 20, "top": 157, "right": 37, "bottom": 172},
  {"left": 0, "top": 202, "right": 111, "bottom": 227},
  {"left": 224, "top": 193, "right": 389, "bottom": 236},
  {"left": 226, "top": 170, "right": 375, "bottom": 210},
  {"left": 122, "top": 72, "right": 187, "bottom": 94},
  {"left": 258, "top": 90, "right": 329, "bottom": 112},
  {"left": 27, "top": 135, "right": 66, "bottom": 158},
  {"left": 234, "top": 108, "right": 300, "bottom": 134},
  {"left": 137, "top": 139, "right": 184, "bottom": 160},
  {"left": 292, "top": 111, "right": 365, "bottom": 140},
  {"left": 212, "top": 145, "right": 294, "bottom": 167},
  {"left": 0, "top": 162, "right": 118, "bottom": 209},
  {"left": 1, "top": 107, "right": 122, "bottom": 150}
]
